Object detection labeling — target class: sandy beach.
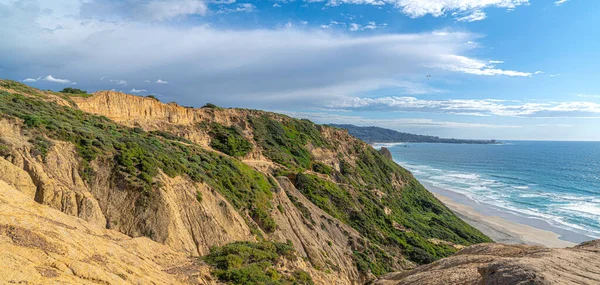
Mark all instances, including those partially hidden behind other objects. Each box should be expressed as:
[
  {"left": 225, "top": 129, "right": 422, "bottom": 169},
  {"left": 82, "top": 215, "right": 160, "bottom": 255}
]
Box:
[{"left": 433, "top": 192, "right": 576, "bottom": 248}]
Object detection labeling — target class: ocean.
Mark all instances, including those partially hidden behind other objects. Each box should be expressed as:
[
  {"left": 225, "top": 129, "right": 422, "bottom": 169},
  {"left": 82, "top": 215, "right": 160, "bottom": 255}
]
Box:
[{"left": 376, "top": 141, "right": 600, "bottom": 242}]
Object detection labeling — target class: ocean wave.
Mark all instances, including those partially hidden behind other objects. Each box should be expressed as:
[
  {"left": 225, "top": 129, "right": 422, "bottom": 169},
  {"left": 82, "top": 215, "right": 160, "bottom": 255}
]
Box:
[
  {"left": 393, "top": 159, "right": 600, "bottom": 239},
  {"left": 563, "top": 203, "right": 600, "bottom": 216}
]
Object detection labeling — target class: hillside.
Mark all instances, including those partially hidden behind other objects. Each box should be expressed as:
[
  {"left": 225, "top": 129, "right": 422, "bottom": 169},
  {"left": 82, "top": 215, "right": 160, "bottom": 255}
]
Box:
[
  {"left": 330, "top": 124, "right": 498, "bottom": 144},
  {"left": 0, "top": 79, "right": 490, "bottom": 284}
]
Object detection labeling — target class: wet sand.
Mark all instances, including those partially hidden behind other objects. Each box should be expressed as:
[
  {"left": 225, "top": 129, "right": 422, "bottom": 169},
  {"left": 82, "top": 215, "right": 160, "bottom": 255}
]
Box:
[{"left": 426, "top": 183, "right": 580, "bottom": 248}]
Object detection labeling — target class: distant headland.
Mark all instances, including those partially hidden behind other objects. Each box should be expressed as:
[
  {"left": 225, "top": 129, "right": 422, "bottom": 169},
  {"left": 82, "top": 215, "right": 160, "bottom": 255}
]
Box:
[{"left": 329, "top": 124, "right": 500, "bottom": 144}]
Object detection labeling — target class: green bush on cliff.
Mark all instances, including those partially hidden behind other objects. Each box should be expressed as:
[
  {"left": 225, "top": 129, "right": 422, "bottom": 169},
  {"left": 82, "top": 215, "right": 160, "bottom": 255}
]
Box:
[
  {"left": 60, "top": 87, "right": 87, "bottom": 95},
  {"left": 311, "top": 162, "right": 333, "bottom": 175},
  {"left": 249, "top": 115, "right": 327, "bottom": 170},
  {"left": 207, "top": 123, "right": 253, "bottom": 157},
  {"left": 204, "top": 241, "right": 313, "bottom": 285}
]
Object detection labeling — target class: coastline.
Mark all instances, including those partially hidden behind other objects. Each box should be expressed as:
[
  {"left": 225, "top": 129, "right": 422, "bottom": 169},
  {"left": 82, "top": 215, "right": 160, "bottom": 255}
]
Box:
[{"left": 424, "top": 183, "right": 580, "bottom": 248}]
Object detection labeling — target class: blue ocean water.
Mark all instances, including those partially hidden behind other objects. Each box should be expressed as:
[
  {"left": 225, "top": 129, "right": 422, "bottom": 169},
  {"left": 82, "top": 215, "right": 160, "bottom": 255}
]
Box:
[{"left": 378, "top": 141, "right": 600, "bottom": 239}]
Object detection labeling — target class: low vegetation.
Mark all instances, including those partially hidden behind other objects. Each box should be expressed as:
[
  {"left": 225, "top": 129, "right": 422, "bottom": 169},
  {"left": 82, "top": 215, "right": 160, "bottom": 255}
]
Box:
[
  {"left": 205, "top": 123, "right": 253, "bottom": 157},
  {"left": 249, "top": 115, "right": 327, "bottom": 170},
  {"left": 60, "top": 87, "right": 88, "bottom": 95},
  {"left": 204, "top": 241, "right": 314, "bottom": 285}
]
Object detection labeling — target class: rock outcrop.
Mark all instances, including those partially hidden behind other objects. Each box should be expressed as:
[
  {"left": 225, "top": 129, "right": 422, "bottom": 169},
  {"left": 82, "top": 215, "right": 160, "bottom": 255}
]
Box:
[{"left": 376, "top": 241, "right": 600, "bottom": 285}]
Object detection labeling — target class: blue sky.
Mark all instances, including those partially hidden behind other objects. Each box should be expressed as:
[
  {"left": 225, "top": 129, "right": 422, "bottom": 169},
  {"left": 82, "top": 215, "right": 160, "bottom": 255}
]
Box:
[{"left": 1, "top": 0, "right": 599, "bottom": 140}]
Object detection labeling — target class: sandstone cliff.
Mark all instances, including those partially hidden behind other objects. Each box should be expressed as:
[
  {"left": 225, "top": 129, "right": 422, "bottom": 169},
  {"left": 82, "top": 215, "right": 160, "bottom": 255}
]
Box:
[{"left": 0, "top": 179, "right": 214, "bottom": 284}]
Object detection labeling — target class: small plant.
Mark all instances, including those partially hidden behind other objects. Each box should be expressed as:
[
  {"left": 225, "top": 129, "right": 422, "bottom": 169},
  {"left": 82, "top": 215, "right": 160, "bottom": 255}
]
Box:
[
  {"left": 312, "top": 162, "right": 333, "bottom": 175},
  {"left": 202, "top": 103, "right": 224, "bottom": 110},
  {"left": 146, "top": 95, "right": 159, "bottom": 101},
  {"left": 196, "top": 190, "right": 203, "bottom": 203}
]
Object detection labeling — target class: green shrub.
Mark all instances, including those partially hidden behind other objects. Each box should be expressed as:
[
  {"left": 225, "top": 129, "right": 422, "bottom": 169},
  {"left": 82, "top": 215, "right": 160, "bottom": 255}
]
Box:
[
  {"left": 202, "top": 103, "right": 224, "bottom": 110},
  {"left": 60, "top": 87, "right": 87, "bottom": 95},
  {"left": 249, "top": 115, "right": 327, "bottom": 170},
  {"left": 204, "top": 241, "right": 310, "bottom": 285},
  {"left": 206, "top": 123, "right": 253, "bottom": 157},
  {"left": 196, "top": 190, "right": 203, "bottom": 203},
  {"left": 311, "top": 162, "right": 332, "bottom": 175}
]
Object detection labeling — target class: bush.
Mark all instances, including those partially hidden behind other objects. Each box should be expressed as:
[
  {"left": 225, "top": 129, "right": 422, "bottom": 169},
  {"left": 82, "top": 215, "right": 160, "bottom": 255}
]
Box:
[
  {"left": 249, "top": 115, "right": 327, "bottom": 170},
  {"left": 206, "top": 123, "right": 253, "bottom": 157},
  {"left": 311, "top": 162, "right": 333, "bottom": 175},
  {"left": 196, "top": 190, "right": 203, "bottom": 203},
  {"left": 204, "top": 241, "right": 310, "bottom": 285},
  {"left": 60, "top": 87, "right": 87, "bottom": 94},
  {"left": 202, "top": 103, "right": 223, "bottom": 110}
]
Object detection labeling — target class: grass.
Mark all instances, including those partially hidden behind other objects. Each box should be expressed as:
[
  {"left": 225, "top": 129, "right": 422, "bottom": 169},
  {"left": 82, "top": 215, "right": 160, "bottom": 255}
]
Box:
[{"left": 204, "top": 241, "right": 314, "bottom": 285}]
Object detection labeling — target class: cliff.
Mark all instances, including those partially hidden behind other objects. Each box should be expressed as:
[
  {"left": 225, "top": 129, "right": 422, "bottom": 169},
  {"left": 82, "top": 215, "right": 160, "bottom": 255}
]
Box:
[{"left": 0, "top": 79, "right": 490, "bottom": 284}]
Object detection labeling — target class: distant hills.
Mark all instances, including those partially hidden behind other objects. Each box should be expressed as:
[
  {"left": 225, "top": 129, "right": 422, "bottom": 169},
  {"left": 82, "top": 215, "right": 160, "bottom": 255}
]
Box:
[{"left": 330, "top": 124, "right": 499, "bottom": 144}]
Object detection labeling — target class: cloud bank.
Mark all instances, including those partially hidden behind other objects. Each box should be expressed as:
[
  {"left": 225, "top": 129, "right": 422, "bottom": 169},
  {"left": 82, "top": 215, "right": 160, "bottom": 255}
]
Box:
[{"left": 328, "top": 96, "right": 600, "bottom": 118}]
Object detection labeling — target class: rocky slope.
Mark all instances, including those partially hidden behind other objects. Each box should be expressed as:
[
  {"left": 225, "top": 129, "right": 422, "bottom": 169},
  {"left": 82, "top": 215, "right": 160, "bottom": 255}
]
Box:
[
  {"left": 0, "top": 179, "right": 213, "bottom": 284},
  {"left": 0, "top": 80, "right": 490, "bottom": 284},
  {"left": 376, "top": 241, "right": 600, "bottom": 285}
]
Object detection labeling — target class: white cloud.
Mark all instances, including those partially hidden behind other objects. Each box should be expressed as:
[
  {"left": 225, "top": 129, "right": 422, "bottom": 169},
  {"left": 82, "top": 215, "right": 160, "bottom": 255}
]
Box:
[
  {"left": 577, "top": 94, "right": 600, "bottom": 99},
  {"left": 43, "top": 75, "right": 73, "bottom": 84},
  {"left": 549, "top": 74, "right": 560, "bottom": 77},
  {"left": 22, "top": 78, "right": 37, "bottom": 82},
  {"left": 156, "top": 79, "right": 169, "bottom": 84},
  {"left": 324, "top": 0, "right": 528, "bottom": 21},
  {"left": 144, "top": 80, "right": 151, "bottom": 83},
  {"left": 130, "top": 88, "right": 148, "bottom": 93},
  {"left": 0, "top": 1, "right": 533, "bottom": 109},
  {"left": 534, "top": 71, "right": 544, "bottom": 75},
  {"left": 435, "top": 55, "right": 532, "bottom": 77},
  {"left": 488, "top": 60, "right": 504, "bottom": 64},
  {"left": 554, "top": 0, "right": 569, "bottom": 6},
  {"left": 349, "top": 23, "right": 361, "bottom": 31},
  {"left": 218, "top": 3, "right": 257, "bottom": 13},
  {"left": 348, "top": 22, "right": 385, "bottom": 31},
  {"left": 282, "top": 111, "right": 520, "bottom": 129},
  {"left": 145, "top": 0, "right": 207, "bottom": 20},
  {"left": 110, "top": 79, "right": 128, "bottom": 86},
  {"left": 273, "top": 3, "right": 282, "bottom": 7},
  {"left": 328, "top": 96, "right": 600, "bottom": 118},
  {"left": 455, "top": 11, "right": 487, "bottom": 22}
]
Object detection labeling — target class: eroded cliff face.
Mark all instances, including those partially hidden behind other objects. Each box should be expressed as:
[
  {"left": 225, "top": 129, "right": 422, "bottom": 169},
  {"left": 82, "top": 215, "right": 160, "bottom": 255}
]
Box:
[{"left": 0, "top": 179, "right": 215, "bottom": 285}]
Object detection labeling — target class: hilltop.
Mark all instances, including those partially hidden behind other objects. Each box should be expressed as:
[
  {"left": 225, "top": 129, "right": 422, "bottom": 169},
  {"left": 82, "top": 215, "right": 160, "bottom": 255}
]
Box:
[{"left": 330, "top": 124, "right": 498, "bottom": 144}]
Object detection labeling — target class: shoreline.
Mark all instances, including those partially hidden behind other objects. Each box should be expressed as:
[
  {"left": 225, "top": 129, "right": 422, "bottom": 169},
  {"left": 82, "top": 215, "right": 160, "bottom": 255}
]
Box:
[{"left": 424, "top": 183, "right": 581, "bottom": 248}]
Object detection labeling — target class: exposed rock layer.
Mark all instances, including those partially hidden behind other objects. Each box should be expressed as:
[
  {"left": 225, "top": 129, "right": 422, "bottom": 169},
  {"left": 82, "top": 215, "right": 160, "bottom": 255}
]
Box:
[{"left": 376, "top": 241, "right": 600, "bottom": 285}]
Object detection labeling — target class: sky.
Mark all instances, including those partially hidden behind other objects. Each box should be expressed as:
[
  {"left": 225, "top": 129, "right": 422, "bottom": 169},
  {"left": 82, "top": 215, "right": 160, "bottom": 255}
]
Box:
[{"left": 1, "top": 0, "right": 599, "bottom": 140}]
